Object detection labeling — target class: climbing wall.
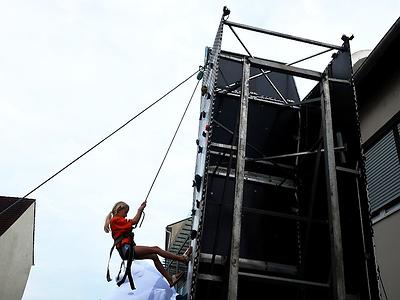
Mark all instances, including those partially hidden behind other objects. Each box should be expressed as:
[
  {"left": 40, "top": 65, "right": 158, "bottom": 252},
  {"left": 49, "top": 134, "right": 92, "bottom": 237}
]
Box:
[
  {"left": 185, "top": 7, "right": 226, "bottom": 299},
  {"left": 186, "top": 8, "right": 379, "bottom": 300}
]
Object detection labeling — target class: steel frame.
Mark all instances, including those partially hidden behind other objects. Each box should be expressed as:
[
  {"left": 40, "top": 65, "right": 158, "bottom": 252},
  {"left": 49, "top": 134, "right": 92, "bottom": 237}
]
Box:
[
  {"left": 320, "top": 72, "right": 346, "bottom": 299},
  {"left": 187, "top": 7, "right": 378, "bottom": 300},
  {"left": 224, "top": 19, "right": 344, "bottom": 50}
]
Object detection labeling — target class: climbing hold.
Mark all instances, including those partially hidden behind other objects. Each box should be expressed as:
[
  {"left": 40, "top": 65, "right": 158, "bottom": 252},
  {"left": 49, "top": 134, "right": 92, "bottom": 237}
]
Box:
[
  {"left": 207, "top": 93, "right": 211, "bottom": 99},
  {"left": 198, "top": 146, "right": 203, "bottom": 154},
  {"left": 194, "top": 174, "right": 202, "bottom": 192},
  {"left": 196, "top": 200, "right": 200, "bottom": 208},
  {"left": 196, "top": 139, "right": 199, "bottom": 145},
  {"left": 205, "top": 124, "right": 210, "bottom": 131},
  {"left": 191, "top": 209, "right": 196, "bottom": 216},
  {"left": 199, "top": 111, "right": 207, "bottom": 120},
  {"left": 197, "top": 70, "right": 204, "bottom": 80},
  {"left": 202, "top": 131, "right": 207, "bottom": 137},
  {"left": 191, "top": 230, "right": 198, "bottom": 239},
  {"left": 201, "top": 86, "right": 208, "bottom": 96}
]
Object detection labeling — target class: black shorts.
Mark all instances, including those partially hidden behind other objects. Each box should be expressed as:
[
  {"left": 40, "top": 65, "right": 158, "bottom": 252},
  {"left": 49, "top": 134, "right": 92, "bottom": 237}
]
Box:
[{"left": 117, "top": 243, "right": 136, "bottom": 261}]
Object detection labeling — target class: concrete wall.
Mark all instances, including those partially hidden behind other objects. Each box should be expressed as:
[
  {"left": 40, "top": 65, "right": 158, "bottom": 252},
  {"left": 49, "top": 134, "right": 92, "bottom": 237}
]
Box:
[
  {"left": 359, "top": 69, "right": 400, "bottom": 141},
  {"left": 358, "top": 55, "right": 400, "bottom": 299},
  {"left": 0, "top": 204, "right": 35, "bottom": 300},
  {"left": 373, "top": 211, "right": 400, "bottom": 299}
]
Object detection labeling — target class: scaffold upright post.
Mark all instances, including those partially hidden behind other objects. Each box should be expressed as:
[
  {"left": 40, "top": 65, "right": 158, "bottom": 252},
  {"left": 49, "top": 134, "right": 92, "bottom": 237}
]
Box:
[
  {"left": 228, "top": 57, "right": 250, "bottom": 300},
  {"left": 320, "top": 71, "right": 346, "bottom": 300}
]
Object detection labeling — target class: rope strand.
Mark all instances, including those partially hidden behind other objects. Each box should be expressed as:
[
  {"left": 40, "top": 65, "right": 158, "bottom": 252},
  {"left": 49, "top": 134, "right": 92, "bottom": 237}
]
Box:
[
  {"left": 137, "top": 71, "right": 202, "bottom": 227},
  {"left": 0, "top": 68, "right": 200, "bottom": 217}
]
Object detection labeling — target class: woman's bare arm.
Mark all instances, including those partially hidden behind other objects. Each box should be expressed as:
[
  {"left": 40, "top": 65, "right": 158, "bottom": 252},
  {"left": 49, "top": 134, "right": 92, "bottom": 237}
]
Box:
[{"left": 130, "top": 201, "right": 147, "bottom": 225}]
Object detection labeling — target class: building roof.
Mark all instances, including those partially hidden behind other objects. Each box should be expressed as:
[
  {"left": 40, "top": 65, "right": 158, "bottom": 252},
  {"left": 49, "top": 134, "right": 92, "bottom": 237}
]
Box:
[
  {"left": 165, "top": 217, "right": 192, "bottom": 251},
  {"left": 354, "top": 17, "right": 400, "bottom": 89},
  {"left": 165, "top": 216, "right": 191, "bottom": 228},
  {"left": 0, "top": 196, "right": 35, "bottom": 236}
]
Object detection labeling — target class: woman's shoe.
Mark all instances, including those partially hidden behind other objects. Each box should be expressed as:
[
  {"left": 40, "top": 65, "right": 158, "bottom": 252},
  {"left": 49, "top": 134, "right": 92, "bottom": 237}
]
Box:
[{"left": 170, "top": 271, "right": 184, "bottom": 287}]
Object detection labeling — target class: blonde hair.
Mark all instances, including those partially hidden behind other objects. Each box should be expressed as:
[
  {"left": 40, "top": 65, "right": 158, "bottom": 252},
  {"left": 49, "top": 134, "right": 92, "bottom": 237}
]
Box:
[{"left": 104, "top": 201, "right": 129, "bottom": 233}]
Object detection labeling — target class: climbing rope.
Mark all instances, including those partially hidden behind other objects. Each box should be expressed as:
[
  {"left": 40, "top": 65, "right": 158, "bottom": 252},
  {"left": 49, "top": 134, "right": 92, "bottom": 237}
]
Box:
[
  {"left": 0, "top": 68, "right": 201, "bottom": 217},
  {"left": 136, "top": 66, "right": 204, "bottom": 228}
]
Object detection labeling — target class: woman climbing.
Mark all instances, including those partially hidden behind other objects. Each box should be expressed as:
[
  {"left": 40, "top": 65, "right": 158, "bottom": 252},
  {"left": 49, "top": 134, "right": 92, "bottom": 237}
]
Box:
[{"left": 104, "top": 200, "right": 192, "bottom": 289}]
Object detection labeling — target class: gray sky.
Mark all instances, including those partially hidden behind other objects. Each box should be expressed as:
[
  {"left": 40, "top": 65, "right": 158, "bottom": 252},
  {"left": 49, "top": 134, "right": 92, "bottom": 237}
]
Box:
[{"left": 0, "top": 1, "right": 398, "bottom": 299}]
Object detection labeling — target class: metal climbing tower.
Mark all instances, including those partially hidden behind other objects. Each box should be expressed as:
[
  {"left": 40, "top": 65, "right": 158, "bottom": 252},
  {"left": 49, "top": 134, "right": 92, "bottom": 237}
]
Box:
[{"left": 186, "top": 7, "right": 380, "bottom": 300}]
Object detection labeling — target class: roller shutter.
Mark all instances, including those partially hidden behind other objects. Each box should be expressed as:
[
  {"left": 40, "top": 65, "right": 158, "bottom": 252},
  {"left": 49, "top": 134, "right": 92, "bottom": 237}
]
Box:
[{"left": 365, "top": 127, "right": 400, "bottom": 212}]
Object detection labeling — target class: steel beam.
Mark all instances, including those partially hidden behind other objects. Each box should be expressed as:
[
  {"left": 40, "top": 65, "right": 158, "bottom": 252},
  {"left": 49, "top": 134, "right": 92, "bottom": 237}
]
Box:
[
  {"left": 219, "top": 48, "right": 334, "bottom": 93},
  {"left": 198, "top": 273, "right": 223, "bottom": 282},
  {"left": 336, "top": 166, "right": 359, "bottom": 175},
  {"left": 249, "top": 57, "right": 322, "bottom": 81},
  {"left": 219, "top": 52, "right": 244, "bottom": 63},
  {"left": 243, "top": 206, "right": 327, "bottom": 224},
  {"left": 227, "top": 25, "right": 289, "bottom": 104},
  {"left": 208, "top": 166, "right": 295, "bottom": 189},
  {"left": 200, "top": 253, "right": 298, "bottom": 275},
  {"left": 224, "top": 20, "right": 344, "bottom": 51},
  {"left": 328, "top": 78, "right": 351, "bottom": 85},
  {"left": 209, "top": 150, "right": 237, "bottom": 158},
  {"left": 238, "top": 272, "right": 330, "bottom": 289},
  {"left": 210, "top": 142, "right": 237, "bottom": 151},
  {"left": 280, "top": 97, "right": 321, "bottom": 107},
  {"left": 212, "top": 119, "right": 264, "bottom": 155},
  {"left": 247, "top": 146, "right": 345, "bottom": 162},
  {"left": 216, "top": 89, "right": 297, "bottom": 107},
  {"left": 249, "top": 49, "right": 332, "bottom": 82},
  {"left": 209, "top": 149, "right": 295, "bottom": 170},
  {"left": 320, "top": 72, "right": 346, "bottom": 300},
  {"left": 228, "top": 58, "right": 250, "bottom": 300}
]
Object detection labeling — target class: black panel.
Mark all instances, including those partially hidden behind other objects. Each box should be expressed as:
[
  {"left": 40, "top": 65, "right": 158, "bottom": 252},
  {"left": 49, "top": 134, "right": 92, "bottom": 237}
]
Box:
[{"left": 194, "top": 46, "right": 379, "bottom": 300}]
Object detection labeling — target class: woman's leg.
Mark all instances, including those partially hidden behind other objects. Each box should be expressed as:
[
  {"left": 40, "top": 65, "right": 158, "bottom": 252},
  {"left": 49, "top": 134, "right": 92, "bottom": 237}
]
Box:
[
  {"left": 134, "top": 245, "right": 187, "bottom": 286},
  {"left": 135, "top": 253, "right": 173, "bottom": 285},
  {"left": 134, "top": 245, "right": 186, "bottom": 263}
]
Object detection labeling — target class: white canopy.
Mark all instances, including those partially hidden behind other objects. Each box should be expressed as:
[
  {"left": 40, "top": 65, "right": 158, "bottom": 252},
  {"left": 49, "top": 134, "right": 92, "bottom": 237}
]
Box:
[{"left": 105, "top": 260, "right": 179, "bottom": 300}]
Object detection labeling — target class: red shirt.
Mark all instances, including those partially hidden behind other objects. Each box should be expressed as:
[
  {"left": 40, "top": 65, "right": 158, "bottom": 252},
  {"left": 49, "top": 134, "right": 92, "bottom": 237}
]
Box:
[{"left": 110, "top": 216, "right": 135, "bottom": 247}]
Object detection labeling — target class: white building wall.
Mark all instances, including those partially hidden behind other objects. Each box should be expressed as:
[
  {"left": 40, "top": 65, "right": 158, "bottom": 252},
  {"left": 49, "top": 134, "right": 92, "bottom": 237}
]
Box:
[
  {"left": 359, "top": 69, "right": 400, "bottom": 141},
  {"left": 358, "top": 56, "right": 400, "bottom": 299},
  {"left": 373, "top": 212, "right": 400, "bottom": 300},
  {"left": 0, "top": 204, "right": 35, "bottom": 300}
]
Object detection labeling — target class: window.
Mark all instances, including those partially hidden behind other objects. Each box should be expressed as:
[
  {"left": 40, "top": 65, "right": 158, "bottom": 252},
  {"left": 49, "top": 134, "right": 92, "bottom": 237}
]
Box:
[{"left": 365, "top": 121, "right": 400, "bottom": 214}]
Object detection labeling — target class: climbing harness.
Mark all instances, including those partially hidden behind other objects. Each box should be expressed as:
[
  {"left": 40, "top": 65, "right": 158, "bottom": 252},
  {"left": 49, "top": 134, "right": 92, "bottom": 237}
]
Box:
[
  {"left": 106, "top": 231, "right": 137, "bottom": 290},
  {"left": 105, "top": 66, "right": 203, "bottom": 289},
  {"left": 0, "top": 46, "right": 204, "bottom": 291}
]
